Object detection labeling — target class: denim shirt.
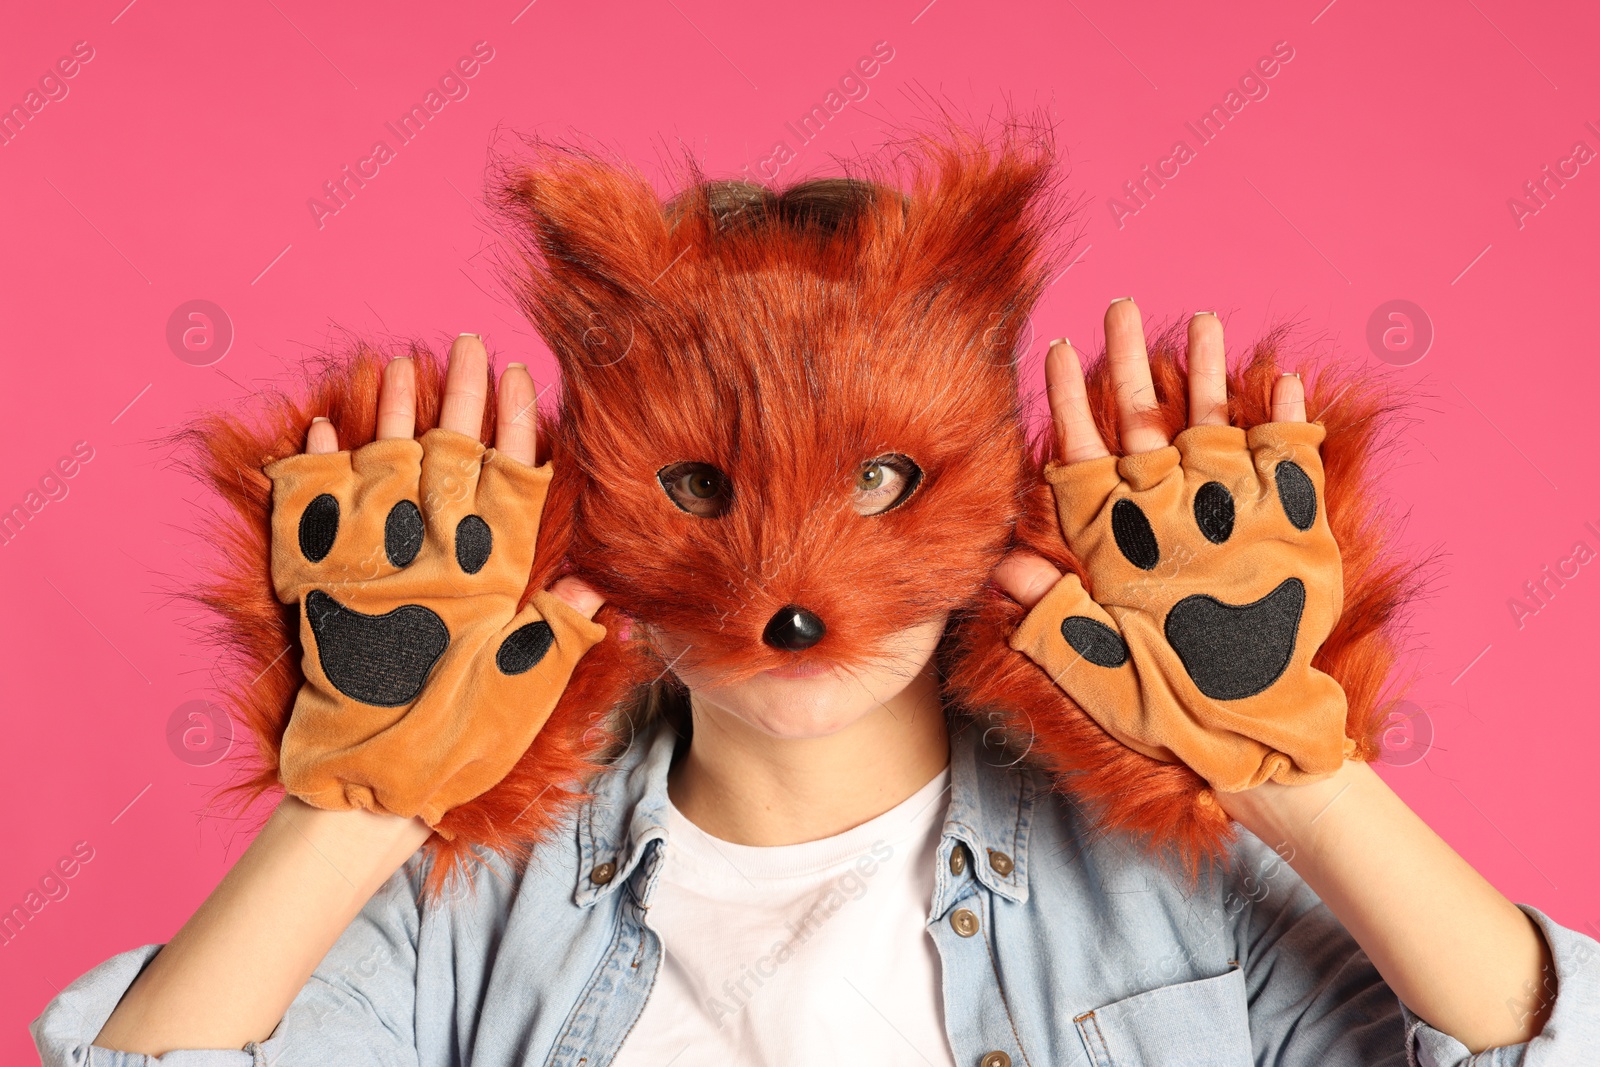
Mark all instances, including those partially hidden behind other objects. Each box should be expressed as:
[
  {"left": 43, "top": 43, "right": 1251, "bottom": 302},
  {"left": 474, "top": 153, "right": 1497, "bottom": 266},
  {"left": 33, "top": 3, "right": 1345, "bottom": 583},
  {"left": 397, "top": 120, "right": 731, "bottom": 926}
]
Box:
[{"left": 33, "top": 719, "right": 1600, "bottom": 1066}]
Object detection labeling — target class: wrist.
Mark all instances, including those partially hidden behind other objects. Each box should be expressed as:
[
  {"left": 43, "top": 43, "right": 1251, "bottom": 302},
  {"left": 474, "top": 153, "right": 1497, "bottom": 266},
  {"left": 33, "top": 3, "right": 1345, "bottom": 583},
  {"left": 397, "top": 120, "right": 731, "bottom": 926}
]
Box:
[
  {"left": 269, "top": 794, "right": 432, "bottom": 890},
  {"left": 1212, "top": 758, "right": 1372, "bottom": 845}
]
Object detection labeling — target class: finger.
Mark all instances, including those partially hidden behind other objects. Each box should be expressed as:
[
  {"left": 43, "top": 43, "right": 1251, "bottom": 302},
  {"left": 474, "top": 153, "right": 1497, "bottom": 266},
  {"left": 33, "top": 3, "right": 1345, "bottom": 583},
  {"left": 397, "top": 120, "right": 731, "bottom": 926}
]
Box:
[
  {"left": 990, "top": 550, "right": 1065, "bottom": 610},
  {"left": 1186, "top": 312, "right": 1228, "bottom": 427},
  {"left": 375, "top": 357, "right": 417, "bottom": 441},
  {"left": 1046, "top": 339, "right": 1111, "bottom": 464},
  {"left": 1105, "top": 298, "right": 1168, "bottom": 453},
  {"left": 551, "top": 575, "right": 605, "bottom": 620},
  {"left": 438, "top": 333, "right": 489, "bottom": 438},
  {"left": 495, "top": 363, "right": 538, "bottom": 466},
  {"left": 306, "top": 416, "right": 338, "bottom": 455},
  {"left": 1271, "top": 372, "right": 1307, "bottom": 423}
]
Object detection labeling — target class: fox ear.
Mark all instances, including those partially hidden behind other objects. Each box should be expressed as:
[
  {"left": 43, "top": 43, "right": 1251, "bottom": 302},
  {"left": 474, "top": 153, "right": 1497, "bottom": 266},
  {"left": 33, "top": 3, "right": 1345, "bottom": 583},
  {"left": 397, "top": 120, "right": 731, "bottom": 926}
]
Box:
[
  {"left": 493, "top": 146, "right": 675, "bottom": 377},
  {"left": 889, "top": 122, "right": 1068, "bottom": 360}
]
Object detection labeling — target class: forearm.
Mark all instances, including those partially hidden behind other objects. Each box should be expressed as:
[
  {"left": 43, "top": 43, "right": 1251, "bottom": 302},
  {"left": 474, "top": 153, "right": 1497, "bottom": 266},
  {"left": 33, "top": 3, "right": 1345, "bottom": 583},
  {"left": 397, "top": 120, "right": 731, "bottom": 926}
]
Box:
[
  {"left": 93, "top": 795, "right": 431, "bottom": 1056},
  {"left": 1217, "top": 759, "right": 1553, "bottom": 1052}
]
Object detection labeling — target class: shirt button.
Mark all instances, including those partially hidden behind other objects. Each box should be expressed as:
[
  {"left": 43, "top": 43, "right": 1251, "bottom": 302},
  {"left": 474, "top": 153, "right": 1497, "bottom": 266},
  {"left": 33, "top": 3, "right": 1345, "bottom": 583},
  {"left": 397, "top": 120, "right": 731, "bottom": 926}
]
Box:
[
  {"left": 590, "top": 861, "right": 617, "bottom": 885},
  {"left": 979, "top": 1052, "right": 1012, "bottom": 1067},
  {"left": 949, "top": 843, "right": 969, "bottom": 876},
  {"left": 950, "top": 907, "right": 980, "bottom": 937},
  {"left": 988, "top": 849, "right": 1015, "bottom": 877}
]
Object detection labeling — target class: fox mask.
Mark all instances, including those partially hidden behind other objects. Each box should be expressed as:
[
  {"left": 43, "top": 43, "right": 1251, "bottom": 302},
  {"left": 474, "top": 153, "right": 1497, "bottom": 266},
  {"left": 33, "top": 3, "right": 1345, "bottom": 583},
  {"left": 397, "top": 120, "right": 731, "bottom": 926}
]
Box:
[{"left": 498, "top": 136, "right": 1057, "bottom": 689}]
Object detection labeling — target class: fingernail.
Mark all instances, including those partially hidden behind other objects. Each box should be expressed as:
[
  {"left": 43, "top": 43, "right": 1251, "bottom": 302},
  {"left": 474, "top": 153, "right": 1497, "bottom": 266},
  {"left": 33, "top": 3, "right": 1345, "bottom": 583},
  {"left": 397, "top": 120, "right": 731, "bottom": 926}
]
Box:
[
  {"left": 1109, "top": 297, "right": 1132, "bottom": 304},
  {"left": 506, "top": 362, "right": 526, "bottom": 370},
  {"left": 1192, "top": 310, "right": 1215, "bottom": 317},
  {"left": 311, "top": 416, "right": 329, "bottom": 424},
  {"left": 457, "top": 332, "right": 480, "bottom": 339},
  {"left": 1048, "top": 337, "right": 1071, "bottom": 348},
  {"left": 1281, "top": 371, "right": 1301, "bottom": 379}
]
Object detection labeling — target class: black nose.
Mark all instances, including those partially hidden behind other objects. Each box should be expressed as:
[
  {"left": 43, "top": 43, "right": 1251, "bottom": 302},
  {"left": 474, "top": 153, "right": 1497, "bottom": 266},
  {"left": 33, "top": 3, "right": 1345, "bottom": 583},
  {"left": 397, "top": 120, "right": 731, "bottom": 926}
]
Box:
[{"left": 762, "top": 605, "right": 826, "bottom": 651}]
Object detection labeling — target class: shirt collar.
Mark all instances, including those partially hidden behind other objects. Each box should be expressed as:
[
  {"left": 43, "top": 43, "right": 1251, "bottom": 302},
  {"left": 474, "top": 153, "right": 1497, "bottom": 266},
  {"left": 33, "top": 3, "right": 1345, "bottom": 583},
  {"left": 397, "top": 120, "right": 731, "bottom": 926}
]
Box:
[
  {"left": 572, "top": 716, "right": 1037, "bottom": 907},
  {"left": 572, "top": 722, "right": 678, "bottom": 908},
  {"left": 941, "top": 718, "right": 1036, "bottom": 904}
]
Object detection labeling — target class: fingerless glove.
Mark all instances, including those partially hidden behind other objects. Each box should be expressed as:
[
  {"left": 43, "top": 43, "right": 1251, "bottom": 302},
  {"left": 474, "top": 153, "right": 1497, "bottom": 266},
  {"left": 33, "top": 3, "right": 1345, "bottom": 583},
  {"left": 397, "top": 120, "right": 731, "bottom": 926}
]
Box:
[
  {"left": 1009, "top": 422, "right": 1352, "bottom": 792},
  {"left": 263, "top": 427, "right": 606, "bottom": 828}
]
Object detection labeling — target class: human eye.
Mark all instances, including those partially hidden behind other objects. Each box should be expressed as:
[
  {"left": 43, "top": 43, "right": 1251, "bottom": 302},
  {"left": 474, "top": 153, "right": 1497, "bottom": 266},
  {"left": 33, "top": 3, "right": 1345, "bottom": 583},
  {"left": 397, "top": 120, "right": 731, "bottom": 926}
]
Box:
[
  {"left": 657, "top": 461, "right": 733, "bottom": 518},
  {"left": 851, "top": 453, "right": 922, "bottom": 516}
]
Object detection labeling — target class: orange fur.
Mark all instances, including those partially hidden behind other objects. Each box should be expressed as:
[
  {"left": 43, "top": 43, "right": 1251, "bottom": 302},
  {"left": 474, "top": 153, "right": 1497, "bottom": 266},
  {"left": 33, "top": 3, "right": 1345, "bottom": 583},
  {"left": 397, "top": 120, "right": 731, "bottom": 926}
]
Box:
[{"left": 179, "top": 117, "right": 1418, "bottom": 898}]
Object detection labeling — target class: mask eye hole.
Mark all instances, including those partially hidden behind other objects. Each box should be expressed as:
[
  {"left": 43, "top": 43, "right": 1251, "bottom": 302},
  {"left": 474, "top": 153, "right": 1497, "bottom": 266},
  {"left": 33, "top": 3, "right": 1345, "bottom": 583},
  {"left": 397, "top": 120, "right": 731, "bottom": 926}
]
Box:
[
  {"left": 657, "top": 462, "right": 733, "bottom": 518},
  {"left": 852, "top": 453, "right": 923, "bottom": 516}
]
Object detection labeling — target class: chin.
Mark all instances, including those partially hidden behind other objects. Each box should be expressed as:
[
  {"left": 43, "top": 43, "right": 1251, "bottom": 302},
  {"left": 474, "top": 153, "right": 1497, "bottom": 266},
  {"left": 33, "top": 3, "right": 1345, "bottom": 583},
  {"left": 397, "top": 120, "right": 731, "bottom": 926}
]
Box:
[{"left": 694, "top": 669, "right": 887, "bottom": 740}]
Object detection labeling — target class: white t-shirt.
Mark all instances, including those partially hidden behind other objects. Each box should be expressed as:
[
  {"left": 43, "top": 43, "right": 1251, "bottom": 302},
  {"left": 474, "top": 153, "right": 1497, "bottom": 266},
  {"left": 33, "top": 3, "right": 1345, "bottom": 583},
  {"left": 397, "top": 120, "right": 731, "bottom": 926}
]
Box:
[{"left": 612, "top": 768, "right": 958, "bottom": 1067}]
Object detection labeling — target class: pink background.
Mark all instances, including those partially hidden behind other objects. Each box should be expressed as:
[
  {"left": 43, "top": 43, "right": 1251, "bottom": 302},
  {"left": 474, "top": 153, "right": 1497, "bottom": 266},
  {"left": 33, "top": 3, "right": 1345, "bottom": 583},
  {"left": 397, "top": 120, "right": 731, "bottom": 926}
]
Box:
[{"left": 3, "top": 0, "right": 1597, "bottom": 1057}]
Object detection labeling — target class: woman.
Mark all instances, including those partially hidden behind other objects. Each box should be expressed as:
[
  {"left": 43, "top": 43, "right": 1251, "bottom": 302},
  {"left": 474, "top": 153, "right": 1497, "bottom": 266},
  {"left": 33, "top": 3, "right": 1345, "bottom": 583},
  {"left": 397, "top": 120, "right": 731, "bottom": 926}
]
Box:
[{"left": 32, "top": 134, "right": 1598, "bottom": 1065}]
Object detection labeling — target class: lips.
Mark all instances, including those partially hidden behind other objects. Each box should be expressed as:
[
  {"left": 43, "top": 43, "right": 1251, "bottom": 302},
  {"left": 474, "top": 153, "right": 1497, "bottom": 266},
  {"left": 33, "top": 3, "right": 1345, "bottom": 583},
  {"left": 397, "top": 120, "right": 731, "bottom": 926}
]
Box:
[
  {"left": 763, "top": 661, "right": 834, "bottom": 679},
  {"left": 1163, "top": 578, "right": 1306, "bottom": 701}
]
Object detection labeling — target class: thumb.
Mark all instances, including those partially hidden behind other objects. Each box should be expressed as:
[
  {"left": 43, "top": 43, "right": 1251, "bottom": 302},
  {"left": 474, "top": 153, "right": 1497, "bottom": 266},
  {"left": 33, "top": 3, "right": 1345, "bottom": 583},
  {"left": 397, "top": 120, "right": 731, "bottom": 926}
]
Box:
[
  {"left": 549, "top": 575, "right": 605, "bottom": 620},
  {"left": 991, "top": 550, "right": 1065, "bottom": 610}
]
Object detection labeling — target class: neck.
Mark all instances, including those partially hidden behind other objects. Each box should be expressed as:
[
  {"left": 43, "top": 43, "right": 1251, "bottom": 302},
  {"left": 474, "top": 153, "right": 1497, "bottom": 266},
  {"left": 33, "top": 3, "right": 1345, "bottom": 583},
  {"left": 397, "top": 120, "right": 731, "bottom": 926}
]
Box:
[{"left": 667, "top": 662, "right": 951, "bottom": 846}]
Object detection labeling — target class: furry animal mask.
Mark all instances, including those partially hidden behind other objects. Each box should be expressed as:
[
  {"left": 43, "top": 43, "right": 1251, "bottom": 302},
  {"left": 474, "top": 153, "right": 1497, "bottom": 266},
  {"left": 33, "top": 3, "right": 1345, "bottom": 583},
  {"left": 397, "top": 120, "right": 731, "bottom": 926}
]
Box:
[{"left": 493, "top": 130, "right": 1060, "bottom": 688}]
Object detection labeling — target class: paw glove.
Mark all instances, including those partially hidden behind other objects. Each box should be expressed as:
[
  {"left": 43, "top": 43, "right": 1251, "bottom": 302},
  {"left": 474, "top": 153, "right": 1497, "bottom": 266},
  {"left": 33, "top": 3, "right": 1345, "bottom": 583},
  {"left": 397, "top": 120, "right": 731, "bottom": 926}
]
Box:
[
  {"left": 263, "top": 428, "right": 607, "bottom": 828},
  {"left": 1009, "top": 423, "right": 1353, "bottom": 792}
]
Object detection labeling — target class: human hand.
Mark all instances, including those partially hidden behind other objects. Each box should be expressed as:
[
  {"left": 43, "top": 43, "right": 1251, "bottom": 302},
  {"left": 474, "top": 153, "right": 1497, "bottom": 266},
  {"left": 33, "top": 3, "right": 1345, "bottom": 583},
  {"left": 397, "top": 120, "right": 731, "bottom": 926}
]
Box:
[
  {"left": 992, "top": 300, "right": 1350, "bottom": 792},
  {"left": 265, "top": 334, "right": 607, "bottom": 829}
]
